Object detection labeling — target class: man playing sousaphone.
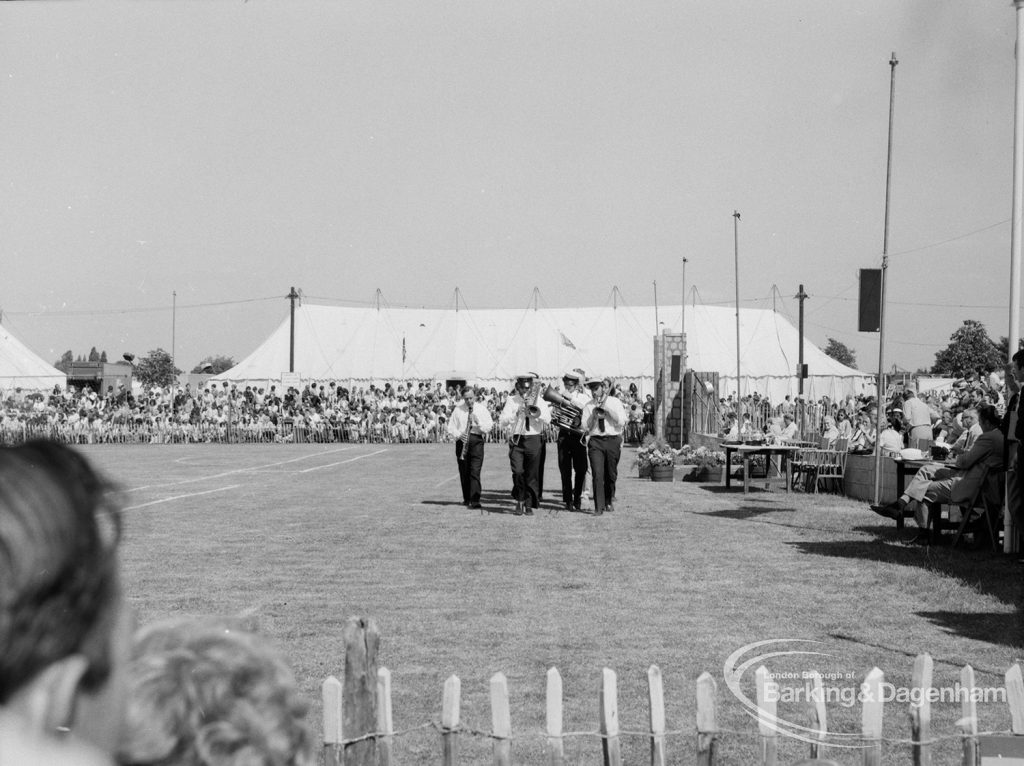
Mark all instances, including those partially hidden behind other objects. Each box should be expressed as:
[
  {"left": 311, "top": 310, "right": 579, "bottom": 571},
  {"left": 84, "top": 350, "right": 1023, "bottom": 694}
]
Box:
[
  {"left": 499, "top": 372, "right": 551, "bottom": 515},
  {"left": 447, "top": 385, "right": 493, "bottom": 510},
  {"left": 581, "top": 376, "right": 626, "bottom": 515},
  {"left": 552, "top": 370, "right": 590, "bottom": 511}
]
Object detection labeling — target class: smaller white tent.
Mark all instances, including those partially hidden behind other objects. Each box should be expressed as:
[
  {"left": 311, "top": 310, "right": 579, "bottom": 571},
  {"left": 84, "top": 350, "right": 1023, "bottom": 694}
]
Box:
[{"left": 0, "top": 326, "right": 67, "bottom": 391}]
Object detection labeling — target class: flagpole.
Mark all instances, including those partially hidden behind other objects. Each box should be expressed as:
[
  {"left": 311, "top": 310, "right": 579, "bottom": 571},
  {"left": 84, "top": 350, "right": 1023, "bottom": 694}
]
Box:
[
  {"left": 872, "top": 53, "right": 898, "bottom": 507},
  {"left": 1006, "top": 1, "right": 1024, "bottom": 552},
  {"left": 733, "top": 211, "right": 742, "bottom": 423}
]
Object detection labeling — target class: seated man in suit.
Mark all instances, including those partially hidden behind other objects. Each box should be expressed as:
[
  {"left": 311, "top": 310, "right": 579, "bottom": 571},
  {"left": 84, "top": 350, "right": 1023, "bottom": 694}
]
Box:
[{"left": 873, "top": 405, "right": 1003, "bottom": 540}]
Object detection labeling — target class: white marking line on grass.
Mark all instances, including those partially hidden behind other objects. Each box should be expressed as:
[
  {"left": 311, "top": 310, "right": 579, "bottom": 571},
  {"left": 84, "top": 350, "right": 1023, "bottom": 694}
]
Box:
[
  {"left": 123, "top": 485, "right": 242, "bottom": 512},
  {"left": 434, "top": 475, "right": 459, "bottom": 488},
  {"left": 127, "top": 447, "right": 356, "bottom": 492},
  {"left": 298, "top": 449, "right": 388, "bottom": 472}
]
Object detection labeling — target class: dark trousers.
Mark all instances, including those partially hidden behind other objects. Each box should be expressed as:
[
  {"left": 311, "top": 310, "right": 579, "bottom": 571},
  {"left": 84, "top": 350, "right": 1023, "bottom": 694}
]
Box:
[
  {"left": 456, "top": 434, "right": 484, "bottom": 504},
  {"left": 509, "top": 434, "right": 543, "bottom": 508},
  {"left": 1011, "top": 444, "right": 1024, "bottom": 548},
  {"left": 588, "top": 435, "right": 621, "bottom": 512},
  {"left": 557, "top": 431, "right": 588, "bottom": 507},
  {"left": 538, "top": 439, "right": 547, "bottom": 499}
]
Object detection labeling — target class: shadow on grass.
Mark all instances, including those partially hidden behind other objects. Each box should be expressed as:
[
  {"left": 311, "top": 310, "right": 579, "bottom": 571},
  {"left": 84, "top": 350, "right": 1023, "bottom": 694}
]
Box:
[
  {"left": 700, "top": 506, "right": 796, "bottom": 521},
  {"left": 697, "top": 484, "right": 793, "bottom": 495},
  {"left": 916, "top": 610, "right": 1023, "bottom": 649},
  {"left": 789, "top": 538, "right": 1023, "bottom": 648}
]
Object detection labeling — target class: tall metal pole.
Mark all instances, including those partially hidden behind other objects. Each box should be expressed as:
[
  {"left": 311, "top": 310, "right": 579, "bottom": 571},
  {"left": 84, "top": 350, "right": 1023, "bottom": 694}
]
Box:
[
  {"left": 653, "top": 280, "right": 659, "bottom": 332},
  {"left": 795, "top": 284, "right": 809, "bottom": 439},
  {"left": 171, "top": 290, "right": 176, "bottom": 370},
  {"left": 733, "top": 211, "right": 742, "bottom": 421},
  {"left": 1006, "top": 2, "right": 1024, "bottom": 552},
  {"left": 288, "top": 286, "right": 299, "bottom": 373},
  {"left": 681, "top": 258, "right": 687, "bottom": 338},
  {"left": 873, "top": 53, "right": 898, "bottom": 506}
]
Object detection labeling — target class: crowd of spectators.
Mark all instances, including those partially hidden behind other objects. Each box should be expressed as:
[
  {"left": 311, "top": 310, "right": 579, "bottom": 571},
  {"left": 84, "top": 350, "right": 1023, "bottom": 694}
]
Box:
[
  {"left": 711, "top": 367, "right": 1009, "bottom": 453},
  {"left": 0, "top": 377, "right": 656, "bottom": 446}
]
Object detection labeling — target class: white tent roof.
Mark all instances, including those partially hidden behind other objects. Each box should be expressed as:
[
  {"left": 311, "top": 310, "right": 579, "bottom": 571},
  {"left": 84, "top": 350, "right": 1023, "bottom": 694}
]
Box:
[
  {"left": 217, "top": 302, "right": 871, "bottom": 401},
  {"left": 0, "top": 326, "right": 67, "bottom": 391}
]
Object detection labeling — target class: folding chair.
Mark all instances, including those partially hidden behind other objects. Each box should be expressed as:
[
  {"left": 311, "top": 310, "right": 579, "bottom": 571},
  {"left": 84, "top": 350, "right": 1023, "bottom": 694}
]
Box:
[{"left": 951, "top": 466, "right": 1004, "bottom": 551}]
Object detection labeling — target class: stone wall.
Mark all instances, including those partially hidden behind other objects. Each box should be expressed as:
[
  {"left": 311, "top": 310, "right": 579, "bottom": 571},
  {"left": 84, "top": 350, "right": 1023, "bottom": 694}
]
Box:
[{"left": 654, "top": 332, "right": 685, "bottom": 448}]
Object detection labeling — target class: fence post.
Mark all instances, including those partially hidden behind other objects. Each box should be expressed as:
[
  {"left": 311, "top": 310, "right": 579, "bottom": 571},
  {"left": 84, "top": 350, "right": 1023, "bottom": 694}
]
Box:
[
  {"left": 377, "top": 668, "right": 393, "bottom": 766},
  {"left": 1008, "top": 662, "right": 1024, "bottom": 734},
  {"left": 807, "top": 671, "right": 827, "bottom": 761},
  {"left": 323, "top": 675, "right": 343, "bottom": 766},
  {"left": 546, "top": 668, "right": 564, "bottom": 766},
  {"left": 342, "top": 617, "right": 379, "bottom": 766},
  {"left": 648, "top": 664, "right": 666, "bottom": 766},
  {"left": 600, "top": 667, "right": 622, "bottom": 766},
  {"left": 441, "top": 674, "right": 461, "bottom": 766},
  {"left": 861, "top": 667, "right": 884, "bottom": 766},
  {"left": 696, "top": 671, "right": 718, "bottom": 766},
  {"left": 959, "top": 665, "right": 977, "bottom": 766},
  {"left": 910, "top": 653, "right": 933, "bottom": 766},
  {"left": 490, "top": 672, "right": 512, "bottom": 766},
  {"left": 755, "top": 666, "right": 777, "bottom": 766}
]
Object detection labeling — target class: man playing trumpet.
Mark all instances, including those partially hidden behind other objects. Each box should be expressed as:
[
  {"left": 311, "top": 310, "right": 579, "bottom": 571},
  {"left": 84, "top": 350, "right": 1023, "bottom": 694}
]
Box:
[
  {"left": 581, "top": 376, "right": 626, "bottom": 515},
  {"left": 448, "top": 385, "right": 493, "bottom": 510},
  {"left": 499, "top": 372, "right": 551, "bottom": 515}
]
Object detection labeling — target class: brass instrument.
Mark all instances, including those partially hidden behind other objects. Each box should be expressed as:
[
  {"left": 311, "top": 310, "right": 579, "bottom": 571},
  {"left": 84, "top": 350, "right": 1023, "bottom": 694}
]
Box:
[
  {"left": 590, "top": 393, "right": 608, "bottom": 433},
  {"left": 542, "top": 385, "right": 584, "bottom": 433},
  {"left": 509, "top": 380, "right": 541, "bottom": 446},
  {"left": 457, "top": 404, "right": 474, "bottom": 461}
]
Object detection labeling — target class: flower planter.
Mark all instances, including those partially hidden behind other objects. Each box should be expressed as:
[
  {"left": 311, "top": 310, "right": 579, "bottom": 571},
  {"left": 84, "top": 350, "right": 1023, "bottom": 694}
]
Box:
[
  {"left": 680, "top": 464, "right": 701, "bottom": 481},
  {"left": 638, "top": 463, "right": 652, "bottom": 478},
  {"left": 650, "top": 464, "right": 675, "bottom": 482},
  {"left": 699, "top": 467, "right": 724, "bottom": 484}
]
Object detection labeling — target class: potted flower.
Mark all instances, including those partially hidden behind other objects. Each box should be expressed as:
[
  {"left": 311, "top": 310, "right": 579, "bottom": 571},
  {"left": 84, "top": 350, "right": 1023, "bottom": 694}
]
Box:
[
  {"left": 680, "top": 445, "right": 727, "bottom": 482},
  {"left": 633, "top": 435, "right": 680, "bottom": 480}
]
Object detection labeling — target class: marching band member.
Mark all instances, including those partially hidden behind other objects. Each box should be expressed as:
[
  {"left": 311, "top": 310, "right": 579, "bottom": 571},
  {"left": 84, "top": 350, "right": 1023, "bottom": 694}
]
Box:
[
  {"left": 499, "top": 372, "right": 551, "bottom": 515},
  {"left": 555, "top": 370, "right": 591, "bottom": 511},
  {"left": 581, "top": 376, "right": 626, "bottom": 515},
  {"left": 447, "top": 385, "right": 493, "bottom": 510}
]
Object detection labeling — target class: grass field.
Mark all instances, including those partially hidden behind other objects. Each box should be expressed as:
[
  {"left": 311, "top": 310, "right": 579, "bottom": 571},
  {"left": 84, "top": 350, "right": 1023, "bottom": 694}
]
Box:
[{"left": 85, "top": 442, "right": 1022, "bottom": 765}]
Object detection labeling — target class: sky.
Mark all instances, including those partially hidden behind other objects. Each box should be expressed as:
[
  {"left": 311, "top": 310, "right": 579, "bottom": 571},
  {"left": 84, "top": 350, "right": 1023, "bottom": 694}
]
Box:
[{"left": 0, "top": 1, "right": 1019, "bottom": 375}]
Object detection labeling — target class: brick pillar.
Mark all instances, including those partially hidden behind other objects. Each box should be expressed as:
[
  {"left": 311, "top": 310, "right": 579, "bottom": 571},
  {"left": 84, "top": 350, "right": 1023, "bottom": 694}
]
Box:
[{"left": 654, "top": 333, "right": 685, "bottom": 448}]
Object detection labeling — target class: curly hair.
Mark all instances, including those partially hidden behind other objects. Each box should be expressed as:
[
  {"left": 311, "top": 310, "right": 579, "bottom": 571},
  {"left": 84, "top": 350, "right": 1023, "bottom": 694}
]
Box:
[
  {"left": 118, "top": 618, "right": 314, "bottom": 766},
  {"left": 0, "top": 440, "right": 122, "bottom": 703}
]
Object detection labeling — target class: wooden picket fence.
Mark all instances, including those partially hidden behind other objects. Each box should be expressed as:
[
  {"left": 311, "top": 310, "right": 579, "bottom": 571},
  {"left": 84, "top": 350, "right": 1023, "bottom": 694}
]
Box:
[{"left": 322, "top": 619, "right": 1024, "bottom": 766}]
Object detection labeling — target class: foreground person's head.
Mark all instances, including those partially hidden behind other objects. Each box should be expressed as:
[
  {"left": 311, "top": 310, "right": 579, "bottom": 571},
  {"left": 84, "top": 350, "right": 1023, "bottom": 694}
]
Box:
[
  {"left": 118, "top": 618, "right": 315, "bottom": 766},
  {"left": 0, "top": 440, "right": 131, "bottom": 756}
]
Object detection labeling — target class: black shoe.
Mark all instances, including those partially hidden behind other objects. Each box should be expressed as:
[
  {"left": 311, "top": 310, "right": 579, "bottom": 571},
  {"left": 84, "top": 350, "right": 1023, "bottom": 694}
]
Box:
[
  {"left": 564, "top": 502, "right": 573, "bottom": 512},
  {"left": 469, "top": 502, "right": 482, "bottom": 510},
  {"left": 870, "top": 502, "right": 902, "bottom": 520},
  {"left": 594, "top": 507, "right": 604, "bottom": 515},
  {"left": 524, "top": 508, "right": 535, "bottom": 516},
  {"left": 514, "top": 501, "right": 524, "bottom": 516},
  {"left": 606, "top": 503, "right": 614, "bottom": 513},
  {"left": 573, "top": 504, "right": 581, "bottom": 512}
]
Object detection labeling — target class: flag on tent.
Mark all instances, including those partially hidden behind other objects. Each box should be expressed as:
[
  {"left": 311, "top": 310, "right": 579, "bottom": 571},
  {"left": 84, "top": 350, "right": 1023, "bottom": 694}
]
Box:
[{"left": 559, "top": 331, "right": 576, "bottom": 349}]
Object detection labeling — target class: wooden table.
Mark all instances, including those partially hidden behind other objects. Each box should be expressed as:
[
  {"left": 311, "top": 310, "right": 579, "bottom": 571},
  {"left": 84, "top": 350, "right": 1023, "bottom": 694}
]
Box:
[{"left": 723, "top": 444, "right": 801, "bottom": 493}]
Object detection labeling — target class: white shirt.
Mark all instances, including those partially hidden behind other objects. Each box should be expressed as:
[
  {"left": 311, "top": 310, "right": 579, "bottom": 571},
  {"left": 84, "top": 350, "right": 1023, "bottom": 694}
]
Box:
[
  {"left": 447, "top": 401, "right": 494, "bottom": 438},
  {"left": 499, "top": 390, "right": 552, "bottom": 436},
  {"left": 581, "top": 395, "right": 626, "bottom": 437}
]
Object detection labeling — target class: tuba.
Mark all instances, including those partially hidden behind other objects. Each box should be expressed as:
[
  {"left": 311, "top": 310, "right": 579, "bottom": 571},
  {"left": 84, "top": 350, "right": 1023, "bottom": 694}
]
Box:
[{"left": 542, "top": 385, "right": 584, "bottom": 433}]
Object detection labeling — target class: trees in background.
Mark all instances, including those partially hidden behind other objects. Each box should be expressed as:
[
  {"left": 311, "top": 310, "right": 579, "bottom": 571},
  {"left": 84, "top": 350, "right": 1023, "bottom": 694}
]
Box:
[
  {"left": 134, "top": 348, "right": 181, "bottom": 388},
  {"left": 931, "top": 319, "right": 1002, "bottom": 377},
  {"left": 191, "top": 355, "right": 235, "bottom": 375},
  {"left": 823, "top": 338, "right": 857, "bottom": 368}
]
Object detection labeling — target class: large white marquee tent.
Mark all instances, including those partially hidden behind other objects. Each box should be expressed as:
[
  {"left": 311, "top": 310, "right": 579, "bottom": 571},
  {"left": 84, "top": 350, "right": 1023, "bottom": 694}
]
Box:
[
  {"left": 0, "top": 325, "right": 67, "bottom": 391},
  {"left": 216, "top": 300, "right": 873, "bottom": 402}
]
